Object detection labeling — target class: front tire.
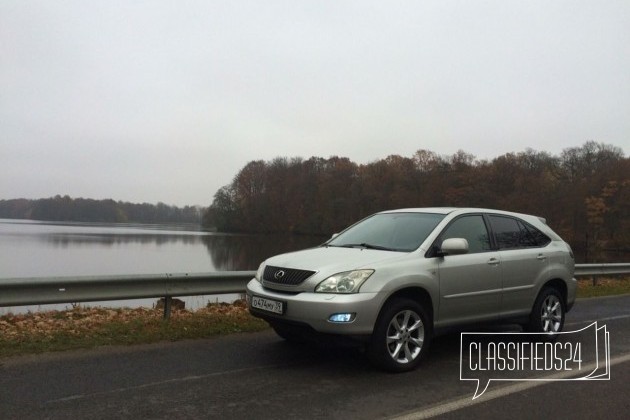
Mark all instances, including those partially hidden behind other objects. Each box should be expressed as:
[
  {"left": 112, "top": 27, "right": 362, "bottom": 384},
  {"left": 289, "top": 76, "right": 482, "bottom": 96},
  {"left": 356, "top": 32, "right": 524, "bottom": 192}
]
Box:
[
  {"left": 526, "top": 287, "right": 565, "bottom": 334},
  {"left": 367, "top": 298, "right": 431, "bottom": 372}
]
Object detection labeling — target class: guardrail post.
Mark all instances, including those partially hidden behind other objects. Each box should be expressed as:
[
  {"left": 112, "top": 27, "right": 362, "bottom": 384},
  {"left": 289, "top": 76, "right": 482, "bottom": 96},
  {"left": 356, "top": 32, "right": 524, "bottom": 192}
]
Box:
[{"left": 163, "top": 296, "right": 172, "bottom": 320}]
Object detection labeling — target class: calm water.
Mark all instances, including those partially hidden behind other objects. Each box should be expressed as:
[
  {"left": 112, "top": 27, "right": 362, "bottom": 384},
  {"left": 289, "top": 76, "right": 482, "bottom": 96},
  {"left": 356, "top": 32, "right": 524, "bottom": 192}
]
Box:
[{"left": 0, "top": 219, "right": 324, "bottom": 314}]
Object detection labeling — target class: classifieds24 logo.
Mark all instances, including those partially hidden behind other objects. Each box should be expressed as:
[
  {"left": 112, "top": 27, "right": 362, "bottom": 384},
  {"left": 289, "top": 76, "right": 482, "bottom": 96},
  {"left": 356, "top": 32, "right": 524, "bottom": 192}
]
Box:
[{"left": 460, "top": 322, "right": 610, "bottom": 399}]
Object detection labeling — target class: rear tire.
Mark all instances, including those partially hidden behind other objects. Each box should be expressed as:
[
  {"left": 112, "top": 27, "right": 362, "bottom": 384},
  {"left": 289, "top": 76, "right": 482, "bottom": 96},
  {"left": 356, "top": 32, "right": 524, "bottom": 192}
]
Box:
[
  {"left": 367, "top": 298, "right": 431, "bottom": 372},
  {"left": 525, "top": 287, "right": 565, "bottom": 334}
]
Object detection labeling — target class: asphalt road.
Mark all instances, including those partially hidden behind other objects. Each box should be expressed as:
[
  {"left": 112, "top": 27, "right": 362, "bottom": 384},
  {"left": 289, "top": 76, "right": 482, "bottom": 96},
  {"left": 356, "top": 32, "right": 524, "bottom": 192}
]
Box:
[{"left": 1, "top": 294, "right": 629, "bottom": 420}]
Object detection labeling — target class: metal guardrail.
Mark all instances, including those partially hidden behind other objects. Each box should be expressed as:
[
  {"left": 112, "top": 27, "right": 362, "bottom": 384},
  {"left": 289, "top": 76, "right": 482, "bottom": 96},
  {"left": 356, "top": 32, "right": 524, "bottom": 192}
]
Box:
[
  {"left": 0, "top": 271, "right": 255, "bottom": 318},
  {"left": 0, "top": 264, "right": 628, "bottom": 316},
  {"left": 574, "top": 263, "right": 630, "bottom": 277}
]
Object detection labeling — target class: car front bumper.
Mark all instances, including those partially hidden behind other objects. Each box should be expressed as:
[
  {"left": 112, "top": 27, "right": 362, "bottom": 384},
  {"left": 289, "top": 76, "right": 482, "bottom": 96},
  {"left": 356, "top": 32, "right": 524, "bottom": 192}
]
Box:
[{"left": 246, "top": 279, "right": 383, "bottom": 335}]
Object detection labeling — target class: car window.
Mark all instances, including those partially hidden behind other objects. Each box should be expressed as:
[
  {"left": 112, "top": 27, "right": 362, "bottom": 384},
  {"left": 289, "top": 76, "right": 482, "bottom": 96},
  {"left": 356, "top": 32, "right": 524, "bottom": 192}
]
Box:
[
  {"left": 328, "top": 212, "right": 445, "bottom": 252},
  {"left": 439, "top": 215, "right": 491, "bottom": 253},
  {"left": 522, "top": 222, "right": 551, "bottom": 247},
  {"left": 488, "top": 215, "right": 551, "bottom": 249},
  {"left": 489, "top": 216, "right": 521, "bottom": 249}
]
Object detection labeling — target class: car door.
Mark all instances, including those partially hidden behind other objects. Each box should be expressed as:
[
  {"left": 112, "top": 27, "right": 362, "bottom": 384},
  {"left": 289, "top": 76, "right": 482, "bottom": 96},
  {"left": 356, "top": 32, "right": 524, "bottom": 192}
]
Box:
[
  {"left": 436, "top": 214, "right": 502, "bottom": 326},
  {"left": 487, "top": 215, "right": 551, "bottom": 319}
]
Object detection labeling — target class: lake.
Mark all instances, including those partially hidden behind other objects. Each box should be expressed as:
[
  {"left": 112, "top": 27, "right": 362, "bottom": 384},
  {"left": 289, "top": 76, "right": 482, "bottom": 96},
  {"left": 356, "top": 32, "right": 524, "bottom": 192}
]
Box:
[{"left": 0, "top": 219, "right": 324, "bottom": 314}]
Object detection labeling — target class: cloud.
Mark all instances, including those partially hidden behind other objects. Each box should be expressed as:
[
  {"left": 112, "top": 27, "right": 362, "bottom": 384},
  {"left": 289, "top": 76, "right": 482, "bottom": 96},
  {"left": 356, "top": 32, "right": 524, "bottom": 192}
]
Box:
[{"left": 2, "top": 1, "right": 628, "bottom": 206}]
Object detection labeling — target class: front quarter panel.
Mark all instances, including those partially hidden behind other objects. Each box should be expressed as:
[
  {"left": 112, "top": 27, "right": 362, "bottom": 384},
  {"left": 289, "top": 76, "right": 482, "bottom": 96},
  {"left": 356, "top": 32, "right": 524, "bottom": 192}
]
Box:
[{"left": 359, "top": 254, "right": 440, "bottom": 318}]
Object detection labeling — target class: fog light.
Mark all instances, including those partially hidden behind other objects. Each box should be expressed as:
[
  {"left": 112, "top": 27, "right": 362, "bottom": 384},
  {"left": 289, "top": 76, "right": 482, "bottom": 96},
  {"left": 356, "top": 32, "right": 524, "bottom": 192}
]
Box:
[{"left": 328, "top": 313, "right": 356, "bottom": 323}]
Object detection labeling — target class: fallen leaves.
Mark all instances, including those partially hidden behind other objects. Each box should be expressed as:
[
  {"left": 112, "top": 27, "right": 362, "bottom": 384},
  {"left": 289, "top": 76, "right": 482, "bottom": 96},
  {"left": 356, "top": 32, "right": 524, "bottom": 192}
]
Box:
[{"left": 0, "top": 299, "right": 259, "bottom": 342}]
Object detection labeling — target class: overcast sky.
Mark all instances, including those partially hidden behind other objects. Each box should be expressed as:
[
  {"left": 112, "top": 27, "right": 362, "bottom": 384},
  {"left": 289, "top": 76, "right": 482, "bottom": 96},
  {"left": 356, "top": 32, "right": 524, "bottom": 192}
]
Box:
[{"left": 1, "top": 1, "right": 628, "bottom": 207}]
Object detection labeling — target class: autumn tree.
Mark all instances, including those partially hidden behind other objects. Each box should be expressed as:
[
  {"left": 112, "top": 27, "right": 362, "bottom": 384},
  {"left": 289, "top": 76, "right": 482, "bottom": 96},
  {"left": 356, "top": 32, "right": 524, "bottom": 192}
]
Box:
[{"left": 202, "top": 142, "right": 628, "bottom": 262}]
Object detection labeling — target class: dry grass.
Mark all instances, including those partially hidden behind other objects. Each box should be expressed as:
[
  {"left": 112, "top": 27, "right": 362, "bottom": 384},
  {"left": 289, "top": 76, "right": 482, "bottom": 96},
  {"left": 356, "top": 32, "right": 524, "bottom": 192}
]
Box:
[
  {"left": 576, "top": 276, "right": 630, "bottom": 298},
  {"left": 0, "top": 300, "right": 268, "bottom": 358}
]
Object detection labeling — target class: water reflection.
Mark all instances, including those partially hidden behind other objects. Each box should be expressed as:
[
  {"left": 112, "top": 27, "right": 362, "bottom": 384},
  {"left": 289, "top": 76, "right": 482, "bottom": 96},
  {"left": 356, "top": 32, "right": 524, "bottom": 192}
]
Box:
[
  {"left": 0, "top": 220, "right": 327, "bottom": 314},
  {"left": 46, "top": 232, "right": 206, "bottom": 247},
  {"left": 41, "top": 232, "right": 325, "bottom": 261},
  {"left": 203, "top": 234, "right": 326, "bottom": 271},
  {"left": 0, "top": 219, "right": 326, "bottom": 276}
]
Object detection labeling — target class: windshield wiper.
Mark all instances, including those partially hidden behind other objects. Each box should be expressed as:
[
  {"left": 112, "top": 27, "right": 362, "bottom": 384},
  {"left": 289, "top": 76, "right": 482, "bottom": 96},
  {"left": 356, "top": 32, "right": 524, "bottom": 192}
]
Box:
[{"left": 337, "top": 243, "right": 394, "bottom": 251}]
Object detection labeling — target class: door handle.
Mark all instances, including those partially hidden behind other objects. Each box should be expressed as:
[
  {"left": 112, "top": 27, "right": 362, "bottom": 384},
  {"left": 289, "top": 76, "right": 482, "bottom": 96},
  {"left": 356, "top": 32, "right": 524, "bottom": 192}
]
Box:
[
  {"left": 537, "top": 254, "right": 547, "bottom": 261},
  {"left": 487, "top": 258, "right": 500, "bottom": 266}
]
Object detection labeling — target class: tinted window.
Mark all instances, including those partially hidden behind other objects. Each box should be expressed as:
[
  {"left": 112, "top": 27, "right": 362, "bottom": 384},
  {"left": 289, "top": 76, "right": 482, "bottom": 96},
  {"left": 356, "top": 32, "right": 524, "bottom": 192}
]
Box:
[
  {"left": 439, "top": 215, "right": 491, "bottom": 253},
  {"left": 523, "top": 222, "right": 551, "bottom": 247},
  {"left": 489, "top": 216, "right": 521, "bottom": 249},
  {"left": 516, "top": 220, "right": 539, "bottom": 247},
  {"left": 489, "top": 215, "right": 551, "bottom": 249}
]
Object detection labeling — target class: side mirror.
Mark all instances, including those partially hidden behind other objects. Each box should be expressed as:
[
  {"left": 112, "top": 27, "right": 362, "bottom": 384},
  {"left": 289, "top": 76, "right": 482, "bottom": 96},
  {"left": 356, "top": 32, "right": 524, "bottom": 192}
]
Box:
[{"left": 440, "top": 238, "right": 469, "bottom": 256}]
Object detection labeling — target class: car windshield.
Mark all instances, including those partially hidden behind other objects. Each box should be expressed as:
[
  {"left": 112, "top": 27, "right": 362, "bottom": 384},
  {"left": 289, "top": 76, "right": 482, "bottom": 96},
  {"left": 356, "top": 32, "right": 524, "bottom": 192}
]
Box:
[{"left": 327, "top": 212, "right": 445, "bottom": 252}]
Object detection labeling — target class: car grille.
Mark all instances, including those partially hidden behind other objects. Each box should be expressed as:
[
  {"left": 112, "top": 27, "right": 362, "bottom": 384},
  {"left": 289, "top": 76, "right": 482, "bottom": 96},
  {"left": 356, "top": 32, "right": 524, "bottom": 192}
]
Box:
[{"left": 263, "top": 265, "right": 315, "bottom": 286}]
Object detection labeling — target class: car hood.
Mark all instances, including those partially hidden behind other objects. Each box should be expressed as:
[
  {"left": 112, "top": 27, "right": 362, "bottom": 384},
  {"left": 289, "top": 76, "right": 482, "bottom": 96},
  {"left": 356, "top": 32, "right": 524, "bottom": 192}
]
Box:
[{"left": 264, "top": 246, "right": 405, "bottom": 276}]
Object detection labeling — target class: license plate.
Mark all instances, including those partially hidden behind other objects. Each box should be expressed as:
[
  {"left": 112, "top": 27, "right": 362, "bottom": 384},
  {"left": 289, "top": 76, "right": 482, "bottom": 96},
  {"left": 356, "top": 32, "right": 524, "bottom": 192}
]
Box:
[{"left": 251, "top": 296, "right": 285, "bottom": 315}]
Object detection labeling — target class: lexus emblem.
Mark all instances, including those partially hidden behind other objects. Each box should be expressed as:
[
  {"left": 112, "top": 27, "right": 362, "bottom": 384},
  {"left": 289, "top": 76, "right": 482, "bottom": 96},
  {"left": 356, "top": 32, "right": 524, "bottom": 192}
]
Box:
[{"left": 274, "top": 270, "right": 286, "bottom": 280}]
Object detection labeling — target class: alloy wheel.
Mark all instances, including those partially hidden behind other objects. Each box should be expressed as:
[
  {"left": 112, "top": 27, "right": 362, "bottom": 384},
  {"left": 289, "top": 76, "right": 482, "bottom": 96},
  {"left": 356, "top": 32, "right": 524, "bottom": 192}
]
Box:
[
  {"left": 386, "top": 309, "right": 425, "bottom": 364},
  {"left": 540, "top": 294, "right": 563, "bottom": 332}
]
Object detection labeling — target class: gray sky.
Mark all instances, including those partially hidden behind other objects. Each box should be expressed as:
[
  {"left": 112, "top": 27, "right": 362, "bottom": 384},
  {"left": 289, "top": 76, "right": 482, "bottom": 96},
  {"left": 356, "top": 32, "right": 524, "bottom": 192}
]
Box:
[{"left": 2, "top": 1, "right": 629, "bottom": 207}]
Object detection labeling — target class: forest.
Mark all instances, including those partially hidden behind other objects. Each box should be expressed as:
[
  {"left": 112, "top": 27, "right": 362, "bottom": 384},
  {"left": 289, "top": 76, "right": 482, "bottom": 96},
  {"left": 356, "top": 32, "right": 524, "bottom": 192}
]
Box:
[
  {"left": 202, "top": 141, "right": 629, "bottom": 263},
  {"left": 0, "top": 196, "right": 203, "bottom": 225}
]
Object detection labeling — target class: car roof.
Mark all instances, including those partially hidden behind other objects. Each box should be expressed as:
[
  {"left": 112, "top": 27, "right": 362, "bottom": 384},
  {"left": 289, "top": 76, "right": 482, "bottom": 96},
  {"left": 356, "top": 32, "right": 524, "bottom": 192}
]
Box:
[
  {"left": 379, "top": 207, "right": 546, "bottom": 223},
  {"left": 379, "top": 207, "right": 458, "bottom": 215}
]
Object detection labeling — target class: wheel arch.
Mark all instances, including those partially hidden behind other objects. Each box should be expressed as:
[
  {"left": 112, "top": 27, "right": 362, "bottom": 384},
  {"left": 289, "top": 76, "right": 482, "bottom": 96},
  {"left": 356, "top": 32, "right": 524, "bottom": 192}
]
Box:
[
  {"left": 379, "top": 287, "right": 434, "bottom": 328},
  {"left": 538, "top": 278, "right": 568, "bottom": 308}
]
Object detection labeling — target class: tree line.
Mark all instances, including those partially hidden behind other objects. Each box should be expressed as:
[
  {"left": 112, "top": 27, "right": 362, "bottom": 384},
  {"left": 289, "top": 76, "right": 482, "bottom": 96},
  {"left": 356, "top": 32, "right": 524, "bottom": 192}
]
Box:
[
  {"left": 202, "top": 141, "right": 629, "bottom": 263},
  {"left": 0, "top": 196, "right": 203, "bottom": 225}
]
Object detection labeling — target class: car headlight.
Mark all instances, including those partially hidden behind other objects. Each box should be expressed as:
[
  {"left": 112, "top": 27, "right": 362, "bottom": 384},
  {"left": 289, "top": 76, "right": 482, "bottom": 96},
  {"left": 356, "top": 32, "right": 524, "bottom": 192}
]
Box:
[
  {"left": 255, "top": 262, "right": 265, "bottom": 282},
  {"left": 315, "top": 270, "right": 374, "bottom": 293}
]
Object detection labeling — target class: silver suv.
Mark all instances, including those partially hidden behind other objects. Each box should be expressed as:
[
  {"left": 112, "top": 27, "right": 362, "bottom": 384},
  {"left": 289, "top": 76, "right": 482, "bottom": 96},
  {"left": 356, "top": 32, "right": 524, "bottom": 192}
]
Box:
[{"left": 246, "top": 208, "right": 577, "bottom": 372}]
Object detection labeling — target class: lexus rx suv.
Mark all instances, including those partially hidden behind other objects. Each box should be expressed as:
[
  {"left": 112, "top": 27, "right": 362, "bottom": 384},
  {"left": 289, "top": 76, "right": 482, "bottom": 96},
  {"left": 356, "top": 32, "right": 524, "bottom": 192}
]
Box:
[{"left": 246, "top": 208, "right": 577, "bottom": 372}]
